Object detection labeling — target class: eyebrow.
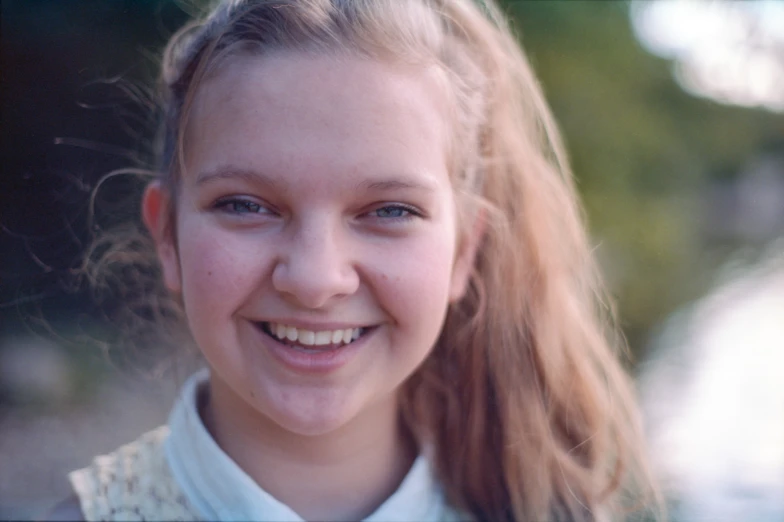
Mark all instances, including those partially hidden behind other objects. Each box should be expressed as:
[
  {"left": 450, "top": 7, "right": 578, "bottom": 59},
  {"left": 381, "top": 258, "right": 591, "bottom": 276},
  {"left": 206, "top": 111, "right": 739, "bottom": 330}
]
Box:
[
  {"left": 196, "top": 166, "right": 281, "bottom": 188},
  {"left": 196, "top": 165, "right": 437, "bottom": 192},
  {"left": 356, "top": 178, "right": 437, "bottom": 193}
]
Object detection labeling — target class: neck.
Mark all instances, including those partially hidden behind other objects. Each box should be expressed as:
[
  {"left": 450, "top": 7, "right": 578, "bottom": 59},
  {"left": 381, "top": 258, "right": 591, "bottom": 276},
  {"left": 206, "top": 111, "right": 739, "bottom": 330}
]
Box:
[{"left": 202, "top": 377, "right": 418, "bottom": 522}]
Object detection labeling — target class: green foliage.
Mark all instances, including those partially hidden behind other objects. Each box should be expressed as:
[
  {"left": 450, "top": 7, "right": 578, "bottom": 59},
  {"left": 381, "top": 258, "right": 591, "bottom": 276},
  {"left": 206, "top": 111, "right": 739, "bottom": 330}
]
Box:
[
  {"left": 4, "top": 0, "right": 779, "bottom": 363},
  {"left": 501, "top": 0, "right": 782, "bottom": 353}
]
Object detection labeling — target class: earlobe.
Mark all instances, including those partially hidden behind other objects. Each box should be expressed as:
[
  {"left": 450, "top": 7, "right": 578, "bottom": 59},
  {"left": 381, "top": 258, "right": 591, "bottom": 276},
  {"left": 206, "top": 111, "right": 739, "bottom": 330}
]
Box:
[
  {"left": 142, "top": 182, "right": 181, "bottom": 294},
  {"left": 449, "top": 208, "right": 487, "bottom": 302}
]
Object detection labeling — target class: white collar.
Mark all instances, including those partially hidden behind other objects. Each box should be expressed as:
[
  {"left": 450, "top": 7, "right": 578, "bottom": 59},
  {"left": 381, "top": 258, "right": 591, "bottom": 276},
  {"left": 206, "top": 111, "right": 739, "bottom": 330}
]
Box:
[{"left": 163, "top": 369, "right": 452, "bottom": 521}]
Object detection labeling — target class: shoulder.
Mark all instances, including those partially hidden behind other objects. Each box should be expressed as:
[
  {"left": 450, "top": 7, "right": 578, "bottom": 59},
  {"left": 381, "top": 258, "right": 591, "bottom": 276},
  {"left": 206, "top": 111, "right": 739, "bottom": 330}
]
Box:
[
  {"left": 66, "top": 426, "right": 200, "bottom": 521},
  {"left": 42, "top": 495, "right": 85, "bottom": 522},
  {"left": 69, "top": 425, "right": 172, "bottom": 501}
]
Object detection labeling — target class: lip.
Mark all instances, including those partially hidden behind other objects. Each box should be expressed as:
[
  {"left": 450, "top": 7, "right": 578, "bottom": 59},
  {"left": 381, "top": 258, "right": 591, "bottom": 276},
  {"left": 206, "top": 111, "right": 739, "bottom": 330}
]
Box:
[
  {"left": 251, "top": 321, "right": 374, "bottom": 374},
  {"left": 257, "top": 318, "right": 374, "bottom": 331}
]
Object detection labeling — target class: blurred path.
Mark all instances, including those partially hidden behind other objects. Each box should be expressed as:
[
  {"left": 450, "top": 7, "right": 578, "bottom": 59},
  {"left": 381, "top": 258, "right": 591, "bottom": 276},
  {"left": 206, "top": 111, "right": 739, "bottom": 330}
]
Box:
[
  {"left": 639, "top": 244, "right": 784, "bottom": 522},
  {"left": 0, "top": 371, "right": 184, "bottom": 520}
]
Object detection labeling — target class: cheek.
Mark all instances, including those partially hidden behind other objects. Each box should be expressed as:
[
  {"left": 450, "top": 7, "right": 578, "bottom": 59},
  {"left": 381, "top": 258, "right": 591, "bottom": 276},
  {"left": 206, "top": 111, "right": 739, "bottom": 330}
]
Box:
[
  {"left": 372, "top": 231, "right": 457, "bottom": 330},
  {"left": 176, "top": 225, "right": 266, "bottom": 314}
]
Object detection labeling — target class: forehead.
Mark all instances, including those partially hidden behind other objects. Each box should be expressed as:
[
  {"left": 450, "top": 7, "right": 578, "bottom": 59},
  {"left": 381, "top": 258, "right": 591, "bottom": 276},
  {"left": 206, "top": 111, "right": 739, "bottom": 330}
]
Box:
[{"left": 183, "top": 51, "right": 452, "bottom": 189}]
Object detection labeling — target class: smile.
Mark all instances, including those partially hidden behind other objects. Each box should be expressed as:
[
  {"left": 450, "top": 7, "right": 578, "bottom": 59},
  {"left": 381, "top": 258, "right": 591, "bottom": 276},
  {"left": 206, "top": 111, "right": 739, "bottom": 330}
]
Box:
[{"left": 258, "top": 322, "right": 371, "bottom": 353}]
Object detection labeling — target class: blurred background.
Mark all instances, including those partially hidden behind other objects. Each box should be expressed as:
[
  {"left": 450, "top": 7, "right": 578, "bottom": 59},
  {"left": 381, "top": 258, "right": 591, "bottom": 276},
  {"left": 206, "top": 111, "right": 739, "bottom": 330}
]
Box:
[{"left": 1, "top": 0, "right": 782, "bottom": 519}]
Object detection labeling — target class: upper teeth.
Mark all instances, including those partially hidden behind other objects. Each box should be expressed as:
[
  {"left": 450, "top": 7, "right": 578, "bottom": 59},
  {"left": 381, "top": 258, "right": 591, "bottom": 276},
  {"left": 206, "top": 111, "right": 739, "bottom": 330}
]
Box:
[{"left": 270, "top": 323, "right": 362, "bottom": 346}]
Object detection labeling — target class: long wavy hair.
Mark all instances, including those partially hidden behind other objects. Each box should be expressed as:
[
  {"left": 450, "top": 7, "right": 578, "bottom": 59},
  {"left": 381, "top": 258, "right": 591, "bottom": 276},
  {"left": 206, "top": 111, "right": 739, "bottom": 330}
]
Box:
[{"left": 85, "top": 1, "right": 662, "bottom": 520}]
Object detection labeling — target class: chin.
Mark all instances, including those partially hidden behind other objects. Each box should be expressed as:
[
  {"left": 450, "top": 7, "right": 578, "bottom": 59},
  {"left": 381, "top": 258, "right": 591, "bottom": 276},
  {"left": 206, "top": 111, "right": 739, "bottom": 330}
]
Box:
[
  {"left": 259, "top": 388, "right": 367, "bottom": 438},
  {"left": 278, "top": 416, "right": 348, "bottom": 438}
]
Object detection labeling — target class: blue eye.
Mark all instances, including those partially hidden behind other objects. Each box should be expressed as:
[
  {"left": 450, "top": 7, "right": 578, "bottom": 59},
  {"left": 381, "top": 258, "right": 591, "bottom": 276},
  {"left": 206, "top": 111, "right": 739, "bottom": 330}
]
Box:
[
  {"left": 373, "top": 206, "right": 409, "bottom": 218},
  {"left": 370, "top": 204, "right": 420, "bottom": 220},
  {"left": 215, "top": 198, "right": 270, "bottom": 215}
]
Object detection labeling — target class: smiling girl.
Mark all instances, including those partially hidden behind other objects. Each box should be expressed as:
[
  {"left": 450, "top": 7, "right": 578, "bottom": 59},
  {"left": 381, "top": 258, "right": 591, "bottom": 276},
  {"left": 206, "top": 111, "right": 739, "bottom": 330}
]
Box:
[{"left": 49, "top": 1, "right": 660, "bottom": 521}]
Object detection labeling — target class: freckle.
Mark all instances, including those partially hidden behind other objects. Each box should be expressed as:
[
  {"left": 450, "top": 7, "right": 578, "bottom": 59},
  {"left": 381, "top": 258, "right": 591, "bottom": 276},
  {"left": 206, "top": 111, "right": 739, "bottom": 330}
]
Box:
[{"left": 208, "top": 271, "right": 213, "bottom": 276}]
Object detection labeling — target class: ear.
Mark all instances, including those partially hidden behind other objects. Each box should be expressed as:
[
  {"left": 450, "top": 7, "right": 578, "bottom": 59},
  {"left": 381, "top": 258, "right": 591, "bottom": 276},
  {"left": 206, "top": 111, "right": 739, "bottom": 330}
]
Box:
[
  {"left": 142, "top": 181, "right": 181, "bottom": 294},
  {"left": 449, "top": 208, "right": 486, "bottom": 302}
]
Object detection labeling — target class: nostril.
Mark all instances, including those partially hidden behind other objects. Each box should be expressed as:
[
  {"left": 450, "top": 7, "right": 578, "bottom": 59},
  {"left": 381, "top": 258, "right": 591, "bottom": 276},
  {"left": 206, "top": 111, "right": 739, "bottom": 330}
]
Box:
[{"left": 270, "top": 243, "right": 360, "bottom": 308}]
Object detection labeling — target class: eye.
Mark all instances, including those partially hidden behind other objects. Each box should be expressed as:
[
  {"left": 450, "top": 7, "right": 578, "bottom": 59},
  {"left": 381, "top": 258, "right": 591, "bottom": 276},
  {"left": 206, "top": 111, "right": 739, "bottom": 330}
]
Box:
[
  {"left": 367, "top": 204, "right": 421, "bottom": 220},
  {"left": 214, "top": 197, "right": 273, "bottom": 215}
]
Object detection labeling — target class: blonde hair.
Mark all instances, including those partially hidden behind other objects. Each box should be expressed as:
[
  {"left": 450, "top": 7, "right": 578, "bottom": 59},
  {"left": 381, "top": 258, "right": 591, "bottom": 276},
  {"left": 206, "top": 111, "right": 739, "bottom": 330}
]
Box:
[{"left": 88, "top": 1, "right": 662, "bottom": 520}]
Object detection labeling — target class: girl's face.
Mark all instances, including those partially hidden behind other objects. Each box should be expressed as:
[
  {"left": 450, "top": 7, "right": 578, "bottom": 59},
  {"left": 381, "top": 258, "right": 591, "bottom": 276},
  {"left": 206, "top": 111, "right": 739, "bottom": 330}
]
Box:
[{"left": 148, "top": 52, "right": 477, "bottom": 436}]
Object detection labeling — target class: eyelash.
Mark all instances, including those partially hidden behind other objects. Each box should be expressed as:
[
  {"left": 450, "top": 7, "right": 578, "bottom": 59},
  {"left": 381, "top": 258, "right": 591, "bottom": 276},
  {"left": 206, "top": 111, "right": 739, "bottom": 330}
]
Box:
[
  {"left": 367, "top": 204, "right": 421, "bottom": 221},
  {"left": 214, "top": 197, "right": 274, "bottom": 216},
  {"left": 213, "top": 198, "right": 422, "bottom": 222}
]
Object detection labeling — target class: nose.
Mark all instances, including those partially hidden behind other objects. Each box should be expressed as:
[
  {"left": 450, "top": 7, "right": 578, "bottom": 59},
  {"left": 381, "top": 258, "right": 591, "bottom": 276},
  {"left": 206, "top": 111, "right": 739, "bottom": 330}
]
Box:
[{"left": 271, "top": 218, "right": 360, "bottom": 309}]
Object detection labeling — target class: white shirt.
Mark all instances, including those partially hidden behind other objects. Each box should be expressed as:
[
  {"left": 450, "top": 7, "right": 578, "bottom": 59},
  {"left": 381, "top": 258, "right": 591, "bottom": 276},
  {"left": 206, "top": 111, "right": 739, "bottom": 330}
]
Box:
[{"left": 163, "top": 370, "right": 466, "bottom": 521}]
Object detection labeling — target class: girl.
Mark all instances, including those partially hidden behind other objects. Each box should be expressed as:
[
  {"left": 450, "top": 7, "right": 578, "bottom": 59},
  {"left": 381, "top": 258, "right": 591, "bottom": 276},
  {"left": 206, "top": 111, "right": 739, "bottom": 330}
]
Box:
[{"left": 50, "top": 0, "right": 661, "bottom": 520}]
